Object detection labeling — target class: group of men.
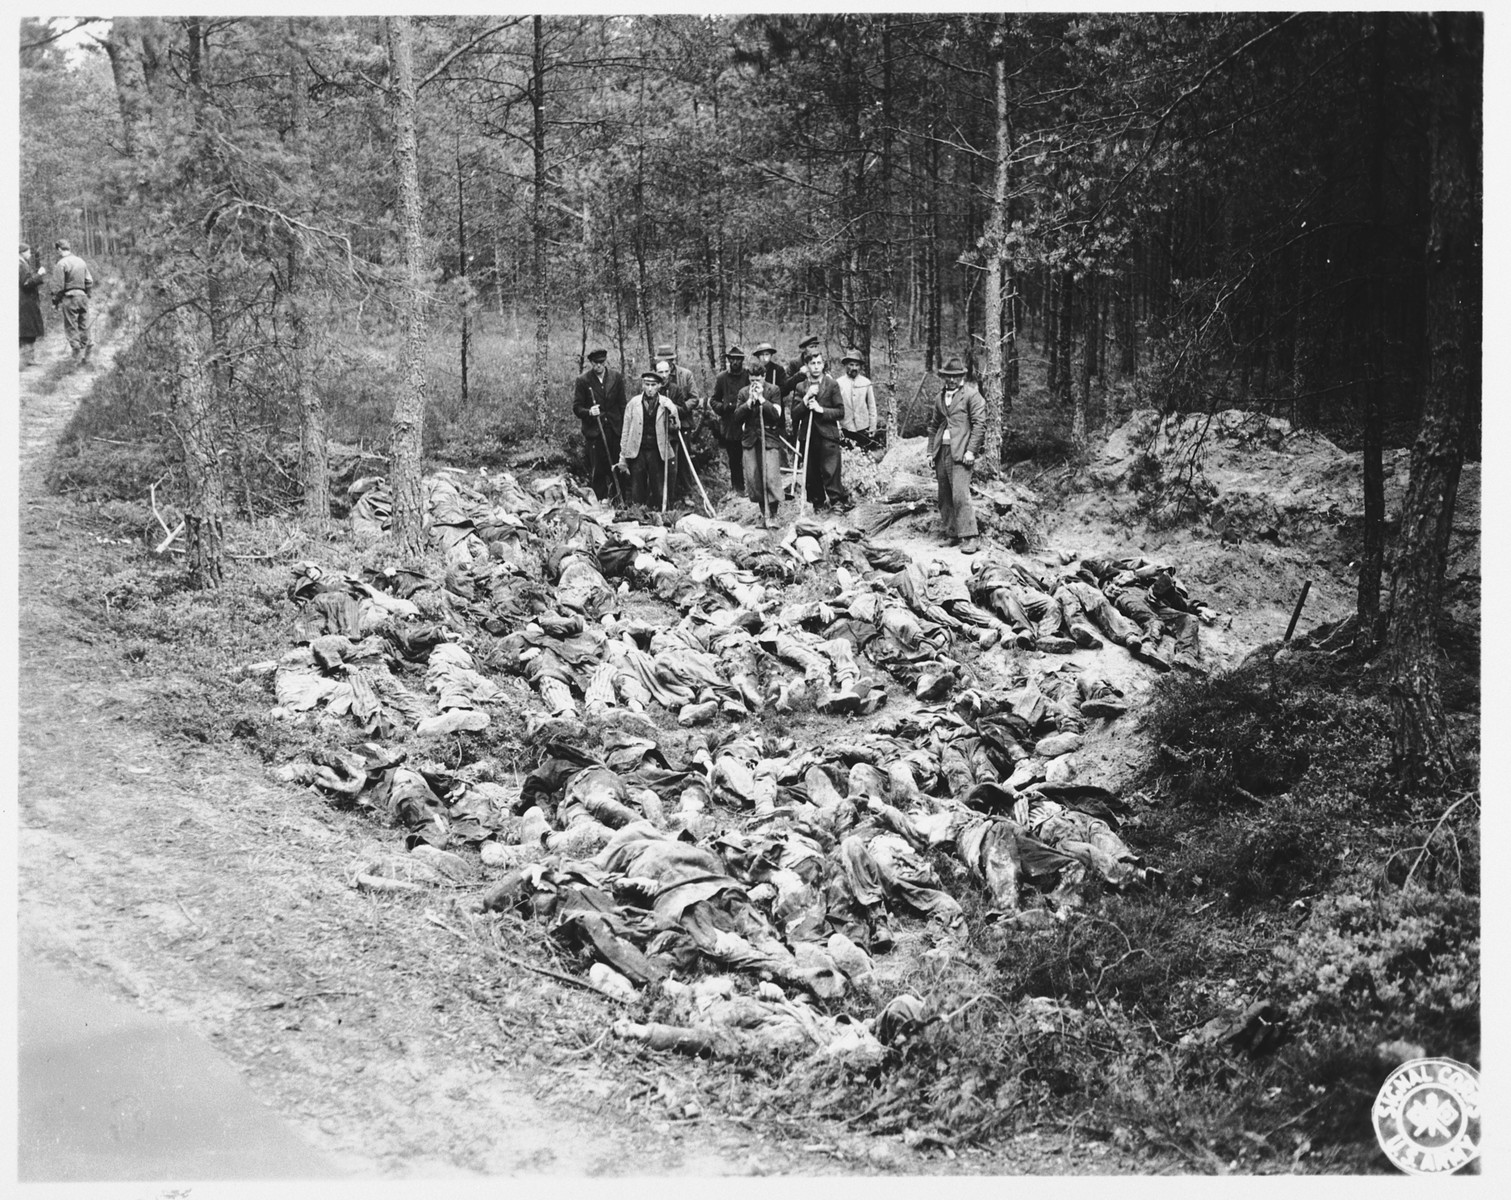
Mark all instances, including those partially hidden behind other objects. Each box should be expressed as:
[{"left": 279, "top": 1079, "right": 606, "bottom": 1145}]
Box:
[
  {"left": 573, "top": 337, "right": 898, "bottom": 521},
  {"left": 17, "top": 238, "right": 94, "bottom": 368}
]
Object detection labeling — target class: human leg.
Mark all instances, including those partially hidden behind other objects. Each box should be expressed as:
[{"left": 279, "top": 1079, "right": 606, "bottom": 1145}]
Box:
[{"left": 934, "top": 447, "right": 957, "bottom": 540}]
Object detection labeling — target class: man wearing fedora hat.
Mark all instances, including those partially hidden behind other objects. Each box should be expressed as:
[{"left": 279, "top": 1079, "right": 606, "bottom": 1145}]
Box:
[
  {"left": 572, "top": 346, "right": 626, "bottom": 501},
  {"left": 836, "top": 348, "right": 878, "bottom": 450},
  {"left": 927, "top": 356, "right": 985, "bottom": 554},
  {"left": 708, "top": 344, "right": 752, "bottom": 492},
  {"left": 616, "top": 366, "right": 689, "bottom": 509}
]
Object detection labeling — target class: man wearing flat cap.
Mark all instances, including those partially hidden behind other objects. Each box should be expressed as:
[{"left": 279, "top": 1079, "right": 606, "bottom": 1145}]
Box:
[
  {"left": 780, "top": 334, "right": 821, "bottom": 398},
  {"left": 736, "top": 359, "right": 785, "bottom": 520},
  {"left": 572, "top": 347, "right": 625, "bottom": 501},
  {"left": 617, "top": 365, "right": 689, "bottom": 509},
  {"left": 927, "top": 356, "right": 985, "bottom": 554},
  {"left": 708, "top": 344, "right": 752, "bottom": 492}
]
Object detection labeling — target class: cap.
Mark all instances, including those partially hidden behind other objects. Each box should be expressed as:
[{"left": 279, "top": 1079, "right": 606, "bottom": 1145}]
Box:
[
  {"left": 841, "top": 348, "right": 863, "bottom": 365},
  {"left": 798, "top": 335, "right": 819, "bottom": 350},
  {"left": 587, "top": 347, "right": 608, "bottom": 363},
  {"left": 654, "top": 343, "right": 676, "bottom": 360},
  {"left": 938, "top": 357, "right": 966, "bottom": 377},
  {"left": 726, "top": 344, "right": 746, "bottom": 359},
  {"left": 752, "top": 342, "right": 777, "bottom": 356},
  {"left": 641, "top": 368, "right": 664, "bottom": 382}
]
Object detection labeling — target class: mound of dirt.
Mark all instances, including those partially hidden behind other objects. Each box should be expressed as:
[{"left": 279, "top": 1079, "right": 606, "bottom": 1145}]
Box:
[{"left": 1045, "top": 408, "right": 1481, "bottom": 664}]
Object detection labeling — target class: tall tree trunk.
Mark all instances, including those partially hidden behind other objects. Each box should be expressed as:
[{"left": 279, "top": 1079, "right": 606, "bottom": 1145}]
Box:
[
  {"left": 607, "top": 206, "right": 628, "bottom": 381},
  {"left": 881, "top": 15, "right": 900, "bottom": 444},
  {"left": 168, "top": 301, "right": 224, "bottom": 589},
  {"left": 702, "top": 233, "right": 717, "bottom": 371},
  {"left": 1058, "top": 269, "right": 1075, "bottom": 408},
  {"left": 286, "top": 20, "right": 327, "bottom": 527},
  {"left": 982, "top": 34, "right": 1009, "bottom": 470},
  {"left": 384, "top": 15, "right": 428, "bottom": 553},
  {"left": 530, "top": 16, "right": 550, "bottom": 434},
  {"left": 102, "top": 17, "right": 153, "bottom": 159},
  {"left": 1357, "top": 13, "right": 1389, "bottom": 643},
  {"left": 1385, "top": 11, "right": 1481, "bottom": 781}
]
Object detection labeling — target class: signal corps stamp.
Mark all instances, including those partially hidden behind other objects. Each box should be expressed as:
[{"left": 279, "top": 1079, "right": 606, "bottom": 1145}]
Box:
[{"left": 1372, "top": 1057, "right": 1480, "bottom": 1175}]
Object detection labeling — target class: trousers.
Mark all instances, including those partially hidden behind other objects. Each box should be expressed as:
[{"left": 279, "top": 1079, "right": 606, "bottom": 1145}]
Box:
[{"left": 934, "top": 447, "right": 977, "bottom": 538}]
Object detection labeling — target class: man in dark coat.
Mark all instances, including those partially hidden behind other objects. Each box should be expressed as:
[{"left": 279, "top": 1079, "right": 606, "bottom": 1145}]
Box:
[
  {"left": 780, "top": 334, "right": 821, "bottom": 398},
  {"left": 707, "top": 344, "right": 750, "bottom": 493},
  {"left": 572, "top": 346, "right": 626, "bottom": 501},
  {"left": 789, "top": 352, "right": 848, "bottom": 510},
  {"left": 927, "top": 357, "right": 985, "bottom": 554},
  {"left": 654, "top": 342, "right": 706, "bottom": 506},
  {"left": 736, "top": 360, "right": 785, "bottom": 520},
  {"left": 19, "top": 243, "right": 46, "bottom": 368}
]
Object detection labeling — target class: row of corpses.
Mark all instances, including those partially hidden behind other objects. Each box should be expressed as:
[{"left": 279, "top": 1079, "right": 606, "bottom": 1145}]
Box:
[{"left": 266, "top": 469, "right": 1200, "bottom": 1063}]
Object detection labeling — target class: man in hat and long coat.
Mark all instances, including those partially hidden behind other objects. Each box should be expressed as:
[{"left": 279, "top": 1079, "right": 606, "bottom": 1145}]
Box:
[
  {"left": 572, "top": 346, "right": 626, "bottom": 501},
  {"left": 927, "top": 357, "right": 984, "bottom": 554},
  {"left": 707, "top": 344, "right": 751, "bottom": 493},
  {"left": 617, "top": 366, "right": 689, "bottom": 509}
]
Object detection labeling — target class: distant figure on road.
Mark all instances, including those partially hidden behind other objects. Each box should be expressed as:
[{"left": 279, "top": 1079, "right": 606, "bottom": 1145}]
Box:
[
  {"left": 19, "top": 243, "right": 46, "bottom": 369},
  {"left": 617, "top": 367, "right": 688, "bottom": 510},
  {"left": 49, "top": 238, "right": 94, "bottom": 363},
  {"left": 928, "top": 357, "right": 984, "bottom": 555},
  {"left": 572, "top": 346, "right": 625, "bottom": 502}
]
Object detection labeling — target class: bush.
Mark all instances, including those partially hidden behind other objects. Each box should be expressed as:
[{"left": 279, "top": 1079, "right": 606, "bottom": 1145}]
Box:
[{"left": 1272, "top": 887, "right": 1479, "bottom": 1046}]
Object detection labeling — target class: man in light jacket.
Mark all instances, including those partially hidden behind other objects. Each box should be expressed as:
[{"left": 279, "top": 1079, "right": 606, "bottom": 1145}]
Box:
[
  {"left": 836, "top": 348, "right": 878, "bottom": 448},
  {"left": 927, "top": 357, "right": 985, "bottom": 554},
  {"left": 617, "top": 367, "right": 689, "bottom": 510}
]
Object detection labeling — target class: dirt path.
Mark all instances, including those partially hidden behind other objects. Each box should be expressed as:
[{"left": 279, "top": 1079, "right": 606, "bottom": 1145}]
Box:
[{"left": 15, "top": 318, "right": 773, "bottom": 1178}]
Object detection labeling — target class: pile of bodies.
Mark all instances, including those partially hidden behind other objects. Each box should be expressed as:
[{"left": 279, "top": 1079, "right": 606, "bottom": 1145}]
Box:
[{"left": 265, "top": 468, "right": 1210, "bottom": 1060}]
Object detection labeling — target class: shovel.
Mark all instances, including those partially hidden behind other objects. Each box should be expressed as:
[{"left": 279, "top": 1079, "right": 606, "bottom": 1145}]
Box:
[
  {"left": 593, "top": 409, "right": 626, "bottom": 506},
  {"left": 675, "top": 425, "right": 716, "bottom": 518}
]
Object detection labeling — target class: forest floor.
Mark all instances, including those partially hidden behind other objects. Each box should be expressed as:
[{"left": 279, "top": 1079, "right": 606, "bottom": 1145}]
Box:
[{"left": 16, "top": 316, "right": 1182, "bottom": 1179}]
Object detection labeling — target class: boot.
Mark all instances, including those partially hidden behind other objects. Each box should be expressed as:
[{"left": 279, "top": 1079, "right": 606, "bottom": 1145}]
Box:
[{"left": 959, "top": 536, "right": 981, "bottom": 555}]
